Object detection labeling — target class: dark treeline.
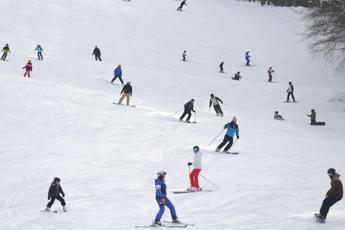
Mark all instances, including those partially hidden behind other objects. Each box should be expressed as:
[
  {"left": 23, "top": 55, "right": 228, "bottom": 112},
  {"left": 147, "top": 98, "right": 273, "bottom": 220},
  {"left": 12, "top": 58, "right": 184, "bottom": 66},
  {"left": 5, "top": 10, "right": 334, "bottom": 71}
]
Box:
[{"left": 242, "top": 0, "right": 323, "bottom": 7}]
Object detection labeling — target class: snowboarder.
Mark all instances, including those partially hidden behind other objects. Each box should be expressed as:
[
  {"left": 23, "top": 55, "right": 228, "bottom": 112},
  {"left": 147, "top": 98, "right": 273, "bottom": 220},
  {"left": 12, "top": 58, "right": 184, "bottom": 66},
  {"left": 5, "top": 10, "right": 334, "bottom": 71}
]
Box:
[
  {"left": 92, "top": 46, "right": 102, "bottom": 61},
  {"left": 268, "top": 66, "right": 274, "bottom": 82},
  {"left": 216, "top": 116, "right": 239, "bottom": 153},
  {"left": 22, "top": 60, "right": 32, "bottom": 78},
  {"left": 315, "top": 168, "right": 343, "bottom": 223},
  {"left": 153, "top": 171, "right": 180, "bottom": 226},
  {"left": 209, "top": 94, "right": 224, "bottom": 116},
  {"left": 182, "top": 50, "right": 187, "bottom": 61},
  {"left": 179, "top": 99, "right": 196, "bottom": 123},
  {"left": 177, "top": 0, "right": 187, "bottom": 11},
  {"left": 245, "top": 51, "right": 251, "bottom": 66},
  {"left": 111, "top": 65, "right": 124, "bottom": 85},
  {"left": 274, "top": 111, "right": 284, "bottom": 120},
  {"left": 307, "top": 109, "right": 326, "bottom": 126},
  {"left": 44, "top": 177, "right": 67, "bottom": 212},
  {"left": 35, "top": 44, "right": 44, "bottom": 60},
  {"left": 219, "top": 61, "right": 224, "bottom": 73},
  {"left": 1, "top": 43, "right": 10, "bottom": 61},
  {"left": 118, "top": 81, "right": 132, "bottom": 105},
  {"left": 232, "top": 71, "right": 241, "bottom": 80},
  {"left": 286, "top": 82, "right": 296, "bottom": 102},
  {"left": 188, "top": 146, "right": 202, "bottom": 192}
]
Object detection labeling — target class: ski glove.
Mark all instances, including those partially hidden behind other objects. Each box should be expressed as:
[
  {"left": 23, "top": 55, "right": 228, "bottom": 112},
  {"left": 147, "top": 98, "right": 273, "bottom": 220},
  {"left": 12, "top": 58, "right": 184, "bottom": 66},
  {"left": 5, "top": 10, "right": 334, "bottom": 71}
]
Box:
[
  {"left": 188, "top": 162, "right": 192, "bottom": 166},
  {"left": 159, "top": 198, "right": 166, "bottom": 205}
]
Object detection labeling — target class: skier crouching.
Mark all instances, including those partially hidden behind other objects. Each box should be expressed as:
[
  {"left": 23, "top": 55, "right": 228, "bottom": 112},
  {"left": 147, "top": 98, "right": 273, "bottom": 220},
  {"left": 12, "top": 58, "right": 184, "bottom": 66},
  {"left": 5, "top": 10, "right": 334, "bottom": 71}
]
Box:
[{"left": 44, "top": 177, "right": 67, "bottom": 212}]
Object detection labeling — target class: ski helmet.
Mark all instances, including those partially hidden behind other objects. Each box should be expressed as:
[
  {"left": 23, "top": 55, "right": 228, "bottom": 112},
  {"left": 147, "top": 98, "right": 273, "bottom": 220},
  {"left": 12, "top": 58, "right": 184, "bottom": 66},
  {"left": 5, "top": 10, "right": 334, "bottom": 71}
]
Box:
[
  {"left": 157, "top": 170, "right": 167, "bottom": 177},
  {"left": 193, "top": 146, "right": 199, "bottom": 153},
  {"left": 327, "top": 168, "right": 336, "bottom": 176},
  {"left": 53, "top": 177, "right": 61, "bottom": 182}
]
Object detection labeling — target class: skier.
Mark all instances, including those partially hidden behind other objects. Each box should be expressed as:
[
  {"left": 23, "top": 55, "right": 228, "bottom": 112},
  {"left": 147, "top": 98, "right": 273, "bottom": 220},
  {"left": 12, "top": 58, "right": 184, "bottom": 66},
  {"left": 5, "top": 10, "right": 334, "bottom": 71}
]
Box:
[
  {"left": 153, "top": 171, "right": 180, "bottom": 226},
  {"left": 118, "top": 81, "right": 132, "bottom": 105},
  {"left": 286, "top": 82, "right": 296, "bottom": 102},
  {"left": 268, "top": 66, "right": 274, "bottom": 82},
  {"left": 274, "top": 111, "right": 284, "bottom": 120},
  {"left": 111, "top": 65, "right": 124, "bottom": 85},
  {"left": 219, "top": 61, "right": 224, "bottom": 73},
  {"left": 44, "top": 177, "right": 67, "bottom": 212},
  {"left": 188, "top": 146, "right": 202, "bottom": 192},
  {"left": 182, "top": 50, "right": 187, "bottom": 61},
  {"left": 245, "top": 51, "right": 251, "bottom": 66},
  {"left": 22, "top": 60, "right": 32, "bottom": 78},
  {"left": 179, "top": 99, "right": 196, "bottom": 123},
  {"left": 177, "top": 0, "right": 187, "bottom": 11},
  {"left": 35, "top": 44, "right": 44, "bottom": 60},
  {"left": 1, "top": 43, "right": 10, "bottom": 61},
  {"left": 307, "top": 109, "right": 326, "bottom": 126},
  {"left": 216, "top": 116, "right": 239, "bottom": 153},
  {"left": 232, "top": 71, "right": 241, "bottom": 80},
  {"left": 315, "top": 168, "right": 343, "bottom": 223},
  {"left": 209, "top": 94, "right": 224, "bottom": 116},
  {"left": 92, "top": 46, "right": 102, "bottom": 61}
]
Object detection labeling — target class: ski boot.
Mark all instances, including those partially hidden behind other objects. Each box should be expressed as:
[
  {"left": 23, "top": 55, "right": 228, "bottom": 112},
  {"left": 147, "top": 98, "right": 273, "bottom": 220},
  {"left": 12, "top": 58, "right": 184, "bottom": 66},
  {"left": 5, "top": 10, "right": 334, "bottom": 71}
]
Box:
[
  {"left": 63, "top": 206, "right": 67, "bottom": 212},
  {"left": 315, "top": 213, "right": 326, "bottom": 223},
  {"left": 196, "top": 187, "right": 202, "bottom": 192},
  {"left": 172, "top": 218, "right": 182, "bottom": 224},
  {"left": 43, "top": 207, "right": 50, "bottom": 212},
  {"left": 187, "top": 187, "right": 196, "bottom": 192},
  {"left": 215, "top": 148, "right": 220, "bottom": 152},
  {"left": 153, "top": 220, "right": 162, "bottom": 226}
]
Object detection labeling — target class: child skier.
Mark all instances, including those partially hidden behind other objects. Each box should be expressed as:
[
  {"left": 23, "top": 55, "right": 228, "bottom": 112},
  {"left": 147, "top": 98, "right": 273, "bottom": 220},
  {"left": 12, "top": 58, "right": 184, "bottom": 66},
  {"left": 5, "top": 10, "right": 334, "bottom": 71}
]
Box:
[
  {"left": 315, "top": 168, "right": 343, "bottom": 223},
  {"left": 44, "top": 177, "right": 67, "bottom": 212},
  {"left": 268, "top": 66, "right": 274, "bottom": 82},
  {"left": 154, "top": 171, "right": 180, "bottom": 226},
  {"left": 177, "top": 0, "right": 187, "bottom": 11},
  {"left": 35, "top": 44, "right": 44, "bottom": 60},
  {"left": 216, "top": 116, "right": 239, "bottom": 153},
  {"left": 92, "top": 46, "right": 102, "bottom": 61},
  {"left": 22, "top": 60, "right": 32, "bottom": 78},
  {"left": 209, "top": 94, "right": 224, "bottom": 116},
  {"left": 188, "top": 146, "right": 202, "bottom": 192},
  {"left": 1, "top": 43, "right": 10, "bottom": 61},
  {"left": 286, "top": 82, "right": 296, "bottom": 102},
  {"left": 111, "top": 65, "right": 124, "bottom": 85},
  {"left": 245, "top": 51, "right": 251, "bottom": 66},
  {"left": 118, "top": 81, "right": 132, "bottom": 105},
  {"left": 179, "top": 99, "right": 196, "bottom": 123}
]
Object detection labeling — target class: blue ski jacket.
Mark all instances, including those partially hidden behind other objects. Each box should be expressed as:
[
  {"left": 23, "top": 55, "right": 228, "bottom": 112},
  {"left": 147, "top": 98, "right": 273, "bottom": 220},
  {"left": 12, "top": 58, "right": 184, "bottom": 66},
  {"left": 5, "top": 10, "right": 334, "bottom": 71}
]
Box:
[
  {"left": 155, "top": 178, "right": 167, "bottom": 200},
  {"left": 114, "top": 67, "right": 122, "bottom": 77},
  {"left": 224, "top": 122, "right": 239, "bottom": 138}
]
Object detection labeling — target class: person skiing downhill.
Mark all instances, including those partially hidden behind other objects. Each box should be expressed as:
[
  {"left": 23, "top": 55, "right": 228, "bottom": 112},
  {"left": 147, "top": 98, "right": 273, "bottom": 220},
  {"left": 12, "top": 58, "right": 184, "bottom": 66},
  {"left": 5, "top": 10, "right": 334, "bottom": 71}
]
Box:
[
  {"left": 92, "top": 46, "right": 102, "bottom": 61},
  {"left": 216, "top": 116, "right": 239, "bottom": 153},
  {"left": 315, "top": 168, "right": 343, "bottom": 223},
  {"left": 268, "top": 66, "right": 274, "bottom": 82},
  {"left": 188, "top": 146, "right": 202, "bottom": 192},
  {"left": 245, "top": 51, "right": 251, "bottom": 66},
  {"left": 307, "top": 109, "right": 326, "bottom": 126},
  {"left": 182, "top": 50, "right": 187, "bottom": 61},
  {"left": 219, "top": 61, "right": 224, "bottom": 73},
  {"left": 177, "top": 0, "right": 187, "bottom": 11},
  {"left": 111, "top": 65, "right": 124, "bottom": 85},
  {"left": 118, "top": 81, "right": 132, "bottom": 105},
  {"left": 209, "top": 94, "right": 224, "bottom": 116},
  {"left": 22, "top": 60, "right": 32, "bottom": 78},
  {"left": 44, "top": 177, "right": 67, "bottom": 212},
  {"left": 286, "top": 82, "right": 296, "bottom": 102},
  {"left": 179, "top": 99, "right": 196, "bottom": 123},
  {"left": 1, "top": 43, "right": 10, "bottom": 61},
  {"left": 35, "top": 44, "right": 44, "bottom": 60},
  {"left": 153, "top": 171, "right": 180, "bottom": 226},
  {"left": 232, "top": 71, "right": 241, "bottom": 80}
]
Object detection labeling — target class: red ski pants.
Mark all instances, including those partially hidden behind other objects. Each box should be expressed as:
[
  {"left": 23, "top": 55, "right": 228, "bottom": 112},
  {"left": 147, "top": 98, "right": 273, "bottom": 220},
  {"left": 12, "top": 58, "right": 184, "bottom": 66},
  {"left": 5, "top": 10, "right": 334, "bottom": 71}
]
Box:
[
  {"left": 190, "top": 168, "right": 201, "bottom": 188},
  {"left": 24, "top": 70, "right": 31, "bottom": 78}
]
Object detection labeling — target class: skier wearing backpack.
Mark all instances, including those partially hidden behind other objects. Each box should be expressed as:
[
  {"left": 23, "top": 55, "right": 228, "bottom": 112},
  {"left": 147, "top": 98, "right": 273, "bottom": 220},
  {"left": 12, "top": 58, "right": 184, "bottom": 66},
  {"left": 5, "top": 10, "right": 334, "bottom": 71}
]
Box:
[
  {"left": 315, "top": 168, "right": 343, "bottom": 223},
  {"left": 22, "top": 60, "right": 32, "bottom": 78},
  {"left": 92, "top": 46, "right": 102, "bottom": 61},
  {"left": 35, "top": 44, "right": 44, "bottom": 60},
  {"left": 111, "top": 65, "right": 124, "bottom": 85},
  {"left": 177, "top": 0, "right": 187, "bottom": 11},
  {"left": 44, "top": 177, "right": 67, "bottom": 212},
  {"left": 188, "top": 146, "right": 202, "bottom": 192},
  {"left": 153, "top": 171, "right": 180, "bottom": 226},
  {"left": 209, "top": 94, "right": 224, "bottom": 116},
  {"left": 118, "top": 81, "right": 132, "bottom": 105},
  {"left": 245, "top": 51, "right": 251, "bottom": 66},
  {"left": 286, "top": 82, "right": 296, "bottom": 102},
  {"left": 179, "top": 99, "right": 196, "bottom": 123},
  {"left": 268, "top": 66, "right": 274, "bottom": 82},
  {"left": 216, "top": 116, "right": 239, "bottom": 153},
  {"left": 1, "top": 43, "right": 10, "bottom": 61}
]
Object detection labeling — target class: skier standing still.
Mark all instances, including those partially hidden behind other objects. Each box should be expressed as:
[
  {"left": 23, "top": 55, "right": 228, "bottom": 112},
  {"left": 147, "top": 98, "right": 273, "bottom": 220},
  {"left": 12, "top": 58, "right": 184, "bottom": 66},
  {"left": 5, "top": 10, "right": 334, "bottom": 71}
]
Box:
[
  {"left": 44, "top": 177, "right": 67, "bottom": 212},
  {"left": 209, "top": 94, "right": 224, "bottom": 116},
  {"left": 188, "top": 146, "right": 202, "bottom": 192},
  {"left": 177, "top": 0, "right": 187, "bottom": 11},
  {"left": 35, "top": 44, "right": 44, "bottom": 60},
  {"left": 286, "top": 82, "right": 296, "bottom": 102},
  {"left": 245, "top": 51, "right": 251, "bottom": 66},
  {"left": 216, "top": 116, "right": 239, "bottom": 153},
  {"left": 268, "top": 66, "right": 274, "bottom": 82},
  {"left": 182, "top": 50, "right": 187, "bottom": 61},
  {"left": 179, "top": 99, "right": 196, "bottom": 123},
  {"left": 22, "top": 60, "right": 32, "bottom": 78}
]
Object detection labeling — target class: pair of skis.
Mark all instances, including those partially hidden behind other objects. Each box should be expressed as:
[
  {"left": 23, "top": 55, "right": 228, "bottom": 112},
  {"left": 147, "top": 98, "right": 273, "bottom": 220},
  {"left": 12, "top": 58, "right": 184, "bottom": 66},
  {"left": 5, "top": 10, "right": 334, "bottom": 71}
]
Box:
[{"left": 135, "top": 221, "right": 194, "bottom": 228}]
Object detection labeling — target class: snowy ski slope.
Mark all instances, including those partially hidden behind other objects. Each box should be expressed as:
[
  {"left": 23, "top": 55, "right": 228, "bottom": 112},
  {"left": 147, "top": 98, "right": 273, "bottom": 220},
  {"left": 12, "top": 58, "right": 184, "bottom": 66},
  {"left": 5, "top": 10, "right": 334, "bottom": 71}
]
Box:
[{"left": 0, "top": 0, "right": 344, "bottom": 229}]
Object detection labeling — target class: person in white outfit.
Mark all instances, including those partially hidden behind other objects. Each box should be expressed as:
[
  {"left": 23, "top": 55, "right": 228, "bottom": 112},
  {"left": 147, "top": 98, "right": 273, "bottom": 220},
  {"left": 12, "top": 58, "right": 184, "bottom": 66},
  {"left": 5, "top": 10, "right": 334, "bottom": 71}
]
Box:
[{"left": 188, "top": 146, "right": 202, "bottom": 191}]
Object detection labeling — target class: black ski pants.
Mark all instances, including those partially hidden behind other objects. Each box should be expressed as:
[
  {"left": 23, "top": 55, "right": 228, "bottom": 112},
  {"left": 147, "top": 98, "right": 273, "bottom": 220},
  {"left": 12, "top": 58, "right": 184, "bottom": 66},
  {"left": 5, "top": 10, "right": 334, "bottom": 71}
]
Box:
[
  {"left": 268, "top": 74, "right": 272, "bottom": 82},
  {"left": 37, "top": 52, "right": 43, "bottom": 60},
  {"left": 179, "top": 110, "right": 191, "bottom": 121},
  {"left": 111, "top": 75, "right": 124, "bottom": 84},
  {"left": 95, "top": 55, "right": 102, "bottom": 61},
  {"left": 1, "top": 52, "right": 7, "bottom": 60},
  {"left": 286, "top": 92, "right": 295, "bottom": 102},
  {"left": 217, "top": 135, "right": 233, "bottom": 151},
  {"left": 213, "top": 105, "right": 223, "bottom": 115},
  {"left": 47, "top": 195, "right": 66, "bottom": 208},
  {"left": 320, "top": 197, "right": 339, "bottom": 218}
]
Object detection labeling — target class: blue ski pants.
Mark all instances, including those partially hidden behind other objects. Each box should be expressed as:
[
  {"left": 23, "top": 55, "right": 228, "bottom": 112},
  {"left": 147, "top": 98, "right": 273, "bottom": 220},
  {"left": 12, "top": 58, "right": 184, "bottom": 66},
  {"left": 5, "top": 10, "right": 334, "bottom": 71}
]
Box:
[{"left": 155, "top": 197, "right": 177, "bottom": 221}]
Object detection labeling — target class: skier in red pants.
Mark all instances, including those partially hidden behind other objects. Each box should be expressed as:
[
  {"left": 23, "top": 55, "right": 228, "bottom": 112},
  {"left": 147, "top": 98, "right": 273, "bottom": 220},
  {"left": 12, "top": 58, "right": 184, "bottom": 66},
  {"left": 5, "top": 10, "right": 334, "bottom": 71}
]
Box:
[
  {"left": 23, "top": 60, "right": 32, "bottom": 78},
  {"left": 188, "top": 146, "right": 202, "bottom": 192}
]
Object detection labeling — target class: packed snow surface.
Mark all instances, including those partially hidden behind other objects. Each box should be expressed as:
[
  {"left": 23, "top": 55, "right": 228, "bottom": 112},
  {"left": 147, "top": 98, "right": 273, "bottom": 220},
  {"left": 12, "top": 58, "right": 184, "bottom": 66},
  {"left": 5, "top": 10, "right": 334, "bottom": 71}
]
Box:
[{"left": 0, "top": 0, "right": 344, "bottom": 229}]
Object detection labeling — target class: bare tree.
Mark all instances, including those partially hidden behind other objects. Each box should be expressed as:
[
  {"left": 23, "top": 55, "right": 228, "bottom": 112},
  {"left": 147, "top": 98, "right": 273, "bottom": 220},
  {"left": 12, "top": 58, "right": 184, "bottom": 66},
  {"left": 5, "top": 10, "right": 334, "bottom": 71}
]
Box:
[{"left": 304, "top": 1, "right": 345, "bottom": 71}]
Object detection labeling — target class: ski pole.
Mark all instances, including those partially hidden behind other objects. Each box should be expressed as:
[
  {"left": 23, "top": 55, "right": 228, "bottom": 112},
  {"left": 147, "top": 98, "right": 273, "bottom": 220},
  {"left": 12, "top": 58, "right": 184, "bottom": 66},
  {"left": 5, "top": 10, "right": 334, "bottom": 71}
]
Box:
[
  {"left": 188, "top": 163, "right": 191, "bottom": 187},
  {"left": 173, "top": 107, "right": 183, "bottom": 115},
  {"left": 208, "top": 129, "right": 224, "bottom": 145},
  {"left": 193, "top": 112, "right": 197, "bottom": 123},
  {"left": 199, "top": 174, "right": 220, "bottom": 189}
]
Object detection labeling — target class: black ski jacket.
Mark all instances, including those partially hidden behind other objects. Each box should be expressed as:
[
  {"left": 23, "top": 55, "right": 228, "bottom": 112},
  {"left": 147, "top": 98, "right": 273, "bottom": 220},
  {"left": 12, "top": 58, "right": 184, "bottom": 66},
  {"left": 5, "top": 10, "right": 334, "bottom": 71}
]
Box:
[
  {"left": 92, "top": 47, "right": 101, "bottom": 56},
  {"left": 184, "top": 101, "right": 195, "bottom": 112},
  {"left": 48, "top": 182, "right": 65, "bottom": 199},
  {"left": 121, "top": 84, "right": 132, "bottom": 95}
]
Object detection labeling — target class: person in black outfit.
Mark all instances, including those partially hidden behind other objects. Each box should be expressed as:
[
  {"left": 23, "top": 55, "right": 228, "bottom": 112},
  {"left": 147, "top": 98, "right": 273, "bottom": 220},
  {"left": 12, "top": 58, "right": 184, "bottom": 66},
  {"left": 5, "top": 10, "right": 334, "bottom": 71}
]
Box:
[
  {"left": 179, "top": 99, "right": 195, "bottom": 122},
  {"left": 307, "top": 109, "right": 326, "bottom": 126},
  {"left": 219, "top": 61, "right": 224, "bottom": 73},
  {"left": 92, "top": 46, "right": 102, "bottom": 61},
  {"left": 44, "top": 177, "right": 66, "bottom": 212},
  {"left": 232, "top": 71, "right": 241, "bottom": 80},
  {"left": 118, "top": 81, "right": 133, "bottom": 105},
  {"left": 182, "top": 50, "right": 187, "bottom": 61},
  {"left": 209, "top": 94, "right": 224, "bottom": 116},
  {"left": 1, "top": 43, "right": 10, "bottom": 61},
  {"left": 177, "top": 0, "right": 187, "bottom": 11},
  {"left": 286, "top": 82, "right": 296, "bottom": 102}
]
